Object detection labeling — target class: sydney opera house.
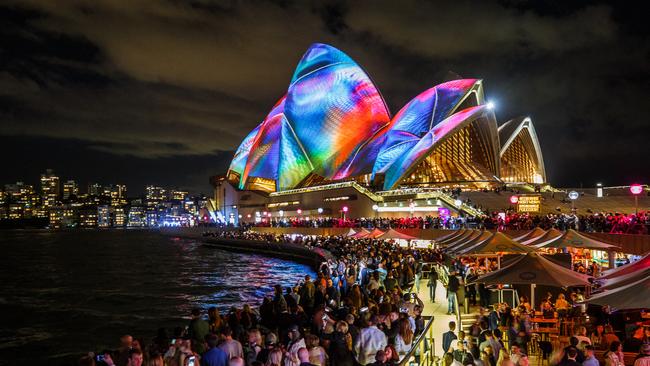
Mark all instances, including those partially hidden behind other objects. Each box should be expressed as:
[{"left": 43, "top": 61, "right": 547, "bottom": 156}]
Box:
[{"left": 212, "top": 43, "right": 546, "bottom": 223}]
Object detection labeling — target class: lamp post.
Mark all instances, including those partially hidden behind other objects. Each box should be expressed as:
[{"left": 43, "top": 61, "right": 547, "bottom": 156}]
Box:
[
  {"left": 630, "top": 184, "right": 643, "bottom": 214},
  {"left": 568, "top": 191, "right": 579, "bottom": 212},
  {"left": 342, "top": 206, "right": 348, "bottom": 220}
]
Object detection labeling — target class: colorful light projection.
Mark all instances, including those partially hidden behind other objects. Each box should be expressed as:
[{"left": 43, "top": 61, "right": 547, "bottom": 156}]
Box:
[
  {"left": 381, "top": 105, "right": 490, "bottom": 190},
  {"left": 372, "top": 79, "right": 481, "bottom": 176}
]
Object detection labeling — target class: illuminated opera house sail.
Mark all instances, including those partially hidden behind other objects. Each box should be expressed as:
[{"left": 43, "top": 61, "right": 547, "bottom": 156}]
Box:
[{"left": 226, "top": 43, "right": 546, "bottom": 193}]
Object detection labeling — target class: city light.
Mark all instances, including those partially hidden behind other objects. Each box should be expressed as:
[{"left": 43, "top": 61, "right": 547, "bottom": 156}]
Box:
[
  {"left": 454, "top": 199, "right": 462, "bottom": 207},
  {"left": 509, "top": 195, "right": 519, "bottom": 204},
  {"left": 317, "top": 207, "right": 323, "bottom": 214},
  {"left": 630, "top": 184, "right": 643, "bottom": 195},
  {"left": 486, "top": 101, "right": 495, "bottom": 110},
  {"left": 342, "top": 206, "right": 349, "bottom": 212},
  {"left": 372, "top": 204, "right": 378, "bottom": 211},
  {"left": 296, "top": 209, "right": 302, "bottom": 214}
]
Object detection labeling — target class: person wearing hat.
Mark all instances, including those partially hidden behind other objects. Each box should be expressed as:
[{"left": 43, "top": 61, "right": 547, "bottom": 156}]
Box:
[
  {"left": 634, "top": 344, "right": 650, "bottom": 366},
  {"left": 285, "top": 325, "right": 306, "bottom": 366},
  {"left": 255, "top": 333, "right": 278, "bottom": 364}
]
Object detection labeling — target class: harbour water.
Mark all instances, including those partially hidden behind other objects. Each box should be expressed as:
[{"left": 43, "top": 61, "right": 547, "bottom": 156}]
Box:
[{"left": 0, "top": 229, "right": 315, "bottom": 365}]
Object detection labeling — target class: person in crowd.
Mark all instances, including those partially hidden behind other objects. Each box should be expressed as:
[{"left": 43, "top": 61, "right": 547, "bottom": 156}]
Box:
[
  {"left": 230, "top": 357, "right": 245, "bottom": 366},
  {"left": 219, "top": 327, "right": 244, "bottom": 359},
  {"left": 509, "top": 344, "right": 525, "bottom": 366},
  {"left": 297, "top": 348, "right": 317, "bottom": 366},
  {"left": 285, "top": 325, "right": 306, "bottom": 366},
  {"left": 367, "top": 350, "right": 387, "bottom": 366},
  {"left": 354, "top": 315, "right": 388, "bottom": 365},
  {"left": 443, "top": 321, "right": 458, "bottom": 354},
  {"left": 604, "top": 341, "right": 625, "bottom": 366},
  {"left": 634, "top": 344, "right": 650, "bottom": 366},
  {"left": 394, "top": 317, "right": 414, "bottom": 359},
  {"left": 573, "top": 326, "right": 592, "bottom": 347},
  {"left": 603, "top": 325, "right": 621, "bottom": 349},
  {"left": 202, "top": 334, "right": 229, "bottom": 366},
  {"left": 447, "top": 272, "right": 460, "bottom": 315},
  {"left": 590, "top": 324, "right": 605, "bottom": 349},
  {"left": 266, "top": 348, "right": 283, "bottom": 366},
  {"left": 188, "top": 308, "right": 210, "bottom": 355},
  {"left": 428, "top": 266, "right": 438, "bottom": 302},
  {"left": 555, "top": 294, "right": 570, "bottom": 318},
  {"left": 384, "top": 345, "right": 400, "bottom": 365},
  {"left": 496, "top": 348, "right": 512, "bottom": 366},
  {"left": 559, "top": 348, "right": 580, "bottom": 366},
  {"left": 582, "top": 345, "right": 599, "bottom": 366},
  {"left": 305, "top": 334, "right": 327, "bottom": 366}
]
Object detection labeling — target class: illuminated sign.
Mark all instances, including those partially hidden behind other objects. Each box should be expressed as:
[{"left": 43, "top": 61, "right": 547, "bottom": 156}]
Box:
[
  {"left": 517, "top": 195, "right": 541, "bottom": 212},
  {"left": 267, "top": 201, "right": 299, "bottom": 208}
]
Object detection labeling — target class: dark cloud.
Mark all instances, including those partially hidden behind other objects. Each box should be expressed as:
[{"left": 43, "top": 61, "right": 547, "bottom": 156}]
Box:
[{"left": 0, "top": 0, "right": 648, "bottom": 192}]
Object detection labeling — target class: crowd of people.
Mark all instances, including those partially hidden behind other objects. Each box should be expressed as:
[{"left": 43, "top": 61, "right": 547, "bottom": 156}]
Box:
[
  {"left": 80, "top": 232, "right": 448, "bottom": 366},
  {"left": 77, "top": 231, "right": 650, "bottom": 366},
  {"left": 250, "top": 211, "right": 650, "bottom": 235}
]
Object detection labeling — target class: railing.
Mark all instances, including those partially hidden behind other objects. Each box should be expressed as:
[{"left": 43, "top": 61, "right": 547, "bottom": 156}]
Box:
[
  {"left": 268, "top": 181, "right": 384, "bottom": 202},
  {"left": 399, "top": 315, "right": 436, "bottom": 366}
]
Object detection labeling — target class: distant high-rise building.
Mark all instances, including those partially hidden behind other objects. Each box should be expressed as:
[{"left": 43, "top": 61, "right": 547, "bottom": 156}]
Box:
[
  {"left": 79, "top": 207, "right": 98, "bottom": 228},
  {"left": 62, "top": 180, "right": 79, "bottom": 200},
  {"left": 170, "top": 189, "right": 189, "bottom": 201},
  {"left": 108, "top": 184, "right": 127, "bottom": 206},
  {"left": 88, "top": 183, "right": 102, "bottom": 196},
  {"left": 127, "top": 206, "right": 146, "bottom": 227},
  {"left": 113, "top": 207, "right": 126, "bottom": 227},
  {"left": 146, "top": 185, "right": 166, "bottom": 206},
  {"left": 40, "top": 169, "right": 60, "bottom": 208},
  {"left": 4, "top": 182, "right": 37, "bottom": 218},
  {"left": 97, "top": 205, "right": 111, "bottom": 228}
]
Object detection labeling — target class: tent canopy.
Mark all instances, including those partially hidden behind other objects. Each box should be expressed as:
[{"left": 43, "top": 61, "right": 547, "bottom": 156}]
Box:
[
  {"left": 379, "top": 228, "right": 416, "bottom": 240},
  {"left": 597, "top": 266, "right": 650, "bottom": 291},
  {"left": 460, "top": 232, "right": 535, "bottom": 255},
  {"left": 366, "top": 228, "right": 385, "bottom": 239},
  {"left": 536, "top": 229, "right": 620, "bottom": 250},
  {"left": 434, "top": 229, "right": 465, "bottom": 243},
  {"left": 436, "top": 229, "right": 467, "bottom": 245},
  {"left": 523, "top": 228, "right": 562, "bottom": 246},
  {"left": 346, "top": 228, "right": 359, "bottom": 237},
  {"left": 351, "top": 228, "right": 371, "bottom": 238},
  {"left": 474, "top": 252, "right": 591, "bottom": 287},
  {"left": 600, "top": 252, "right": 650, "bottom": 279},
  {"left": 448, "top": 231, "right": 492, "bottom": 254},
  {"left": 513, "top": 227, "right": 546, "bottom": 242},
  {"left": 444, "top": 230, "right": 483, "bottom": 252},
  {"left": 584, "top": 274, "right": 650, "bottom": 309}
]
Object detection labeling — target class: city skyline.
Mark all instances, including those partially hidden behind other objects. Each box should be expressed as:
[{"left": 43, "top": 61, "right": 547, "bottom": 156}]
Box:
[{"left": 1, "top": 2, "right": 648, "bottom": 192}]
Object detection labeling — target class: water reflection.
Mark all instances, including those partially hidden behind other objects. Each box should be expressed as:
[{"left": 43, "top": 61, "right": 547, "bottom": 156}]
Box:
[{"left": 0, "top": 230, "right": 316, "bottom": 365}]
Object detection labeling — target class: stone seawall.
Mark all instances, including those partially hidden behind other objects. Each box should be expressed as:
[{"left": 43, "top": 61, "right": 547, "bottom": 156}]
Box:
[{"left": 160, "top": 227, "right": 329, "bottom": 267}]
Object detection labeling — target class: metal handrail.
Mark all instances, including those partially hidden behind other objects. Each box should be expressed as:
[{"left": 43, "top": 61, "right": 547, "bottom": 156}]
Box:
[{"left": 399, "top": 314, "right": 436, "bottom": 366}]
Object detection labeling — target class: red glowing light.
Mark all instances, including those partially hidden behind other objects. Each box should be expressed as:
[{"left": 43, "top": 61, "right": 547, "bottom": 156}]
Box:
[
  {"left": 630, "top": 184, "right": 643, "bottom": 195},
  {"left": 342, "top": 206, "right": 349, "bottom": 212},
  {"left": 509, "top": 195, "right": 519, "bottom": 204}
]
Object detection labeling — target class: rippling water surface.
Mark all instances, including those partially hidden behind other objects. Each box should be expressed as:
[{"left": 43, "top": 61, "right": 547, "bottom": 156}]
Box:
[{"left": 0, "top": 230, "right": 315, "bottom": 365}]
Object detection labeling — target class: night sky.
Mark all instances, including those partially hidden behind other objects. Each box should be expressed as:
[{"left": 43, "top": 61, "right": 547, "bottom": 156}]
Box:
[{"left": 1, "top": 1, "right": 648, "bottom": 195}]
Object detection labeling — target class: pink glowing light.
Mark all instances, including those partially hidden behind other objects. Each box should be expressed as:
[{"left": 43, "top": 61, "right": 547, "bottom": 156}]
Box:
[
  {"left": 297, "top": 209, "right": 302, "bottom": 215},
  {"left": 342, "top": 206, "right": 349, "bottom": 213},
  {"left": 510, "top": 195, "right": 519, "bottom": 204},
  {"left": 630, "top": 184, "right": 643, "bottom": 195}
]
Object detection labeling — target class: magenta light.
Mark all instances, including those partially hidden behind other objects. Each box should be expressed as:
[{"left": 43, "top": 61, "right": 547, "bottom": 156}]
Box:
[
  {"left": 509, "top": 195, "right": 519, "bottom": 204},
  {"left": 297, "top": 209, "right": 302, "bottom": 214},
  {"left": 630, "top": 184, "right": 643, "bottom": 195},
  {"left": 342, "top": 206, "right": 349, "bottom": 212}
]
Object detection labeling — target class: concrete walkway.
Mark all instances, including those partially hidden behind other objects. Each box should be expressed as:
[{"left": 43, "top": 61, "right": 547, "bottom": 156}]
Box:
[{"left": 413, "top": 279, "right": 457, "bottom": 358}]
